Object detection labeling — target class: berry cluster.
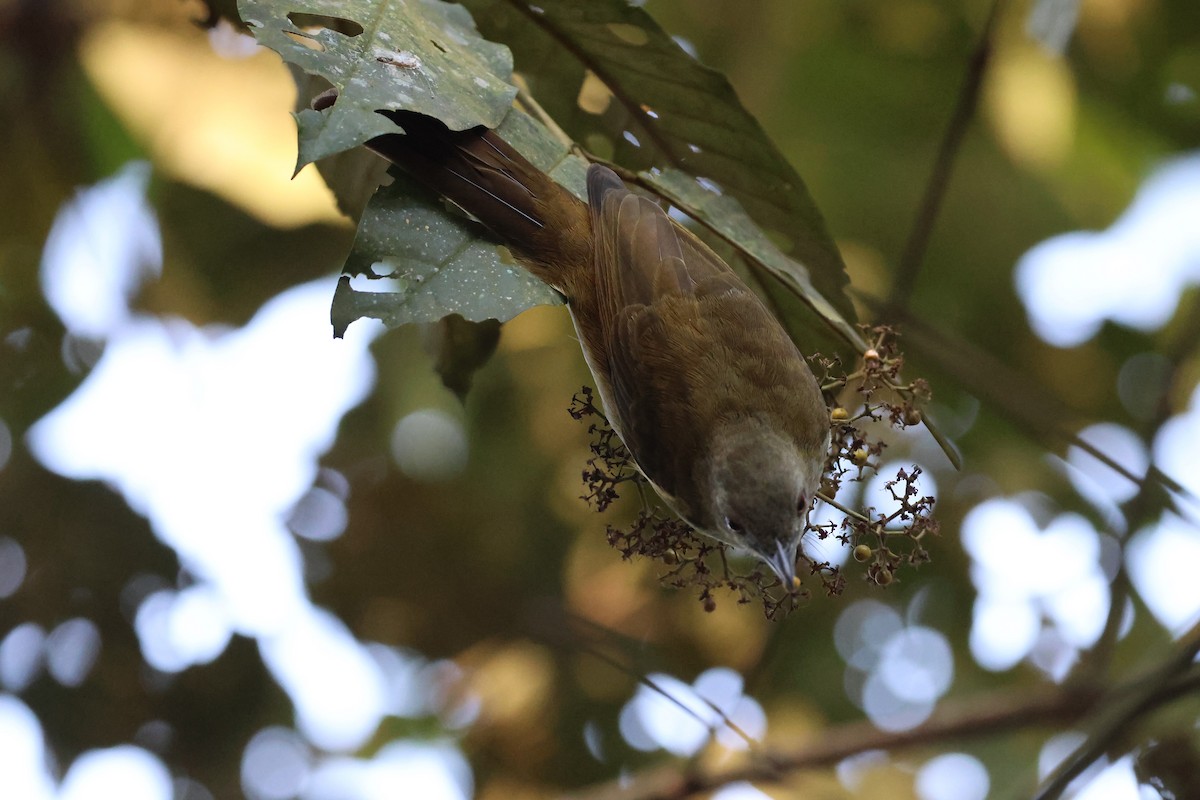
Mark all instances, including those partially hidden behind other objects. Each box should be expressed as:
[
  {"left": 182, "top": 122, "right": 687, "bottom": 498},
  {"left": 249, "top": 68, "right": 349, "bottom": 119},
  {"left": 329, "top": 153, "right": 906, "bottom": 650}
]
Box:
[{"left": 810, "top": 326, "right": 940, "bottom": 589}]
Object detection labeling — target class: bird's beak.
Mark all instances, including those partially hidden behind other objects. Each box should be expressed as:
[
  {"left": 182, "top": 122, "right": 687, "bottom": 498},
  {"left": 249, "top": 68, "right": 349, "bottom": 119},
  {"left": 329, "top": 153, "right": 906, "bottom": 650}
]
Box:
[{"left": 765, "top": 539, "right": 798, "bottom": 590}]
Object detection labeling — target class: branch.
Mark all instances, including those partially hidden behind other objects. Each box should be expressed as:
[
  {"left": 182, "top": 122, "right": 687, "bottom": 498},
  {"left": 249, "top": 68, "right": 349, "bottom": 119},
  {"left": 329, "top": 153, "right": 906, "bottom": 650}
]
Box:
[
  {"left": 1079, "top": 293, "right": 1200, "bottom": 681},
  {"left": 1033, "top": 621, "right": 1200, "bottom": 800},
  {"left": 562, "top": 685, "right": 1096, "bottom": 800},
  {"left": 888, "top": 0, "right": 1010, "bottom": 312}
]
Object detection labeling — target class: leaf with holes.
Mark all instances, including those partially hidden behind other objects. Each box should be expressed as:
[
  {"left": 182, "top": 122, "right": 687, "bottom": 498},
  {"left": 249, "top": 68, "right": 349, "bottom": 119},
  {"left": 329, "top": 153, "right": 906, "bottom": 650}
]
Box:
[
  {"left": 331, "top": 170, "right": 561, "bottom": 336},
  {"left": 461, "top": 0, "right": 857, "bottom": 335},
  {"left": 331, "top": 107, "right": 585, "bottom": 338},
  {"left": 645, "top": 168, "right": 866, "bottom": 349},
  {"left": 239, "top": 0, "right": 517, "bottom": 167}
]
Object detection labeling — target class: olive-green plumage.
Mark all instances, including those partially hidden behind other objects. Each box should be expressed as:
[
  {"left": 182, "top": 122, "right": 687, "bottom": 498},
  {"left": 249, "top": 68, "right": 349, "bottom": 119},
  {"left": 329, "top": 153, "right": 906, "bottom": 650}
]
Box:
[{"left": 367, "top": 111, "right": 830, "bottom": 584}]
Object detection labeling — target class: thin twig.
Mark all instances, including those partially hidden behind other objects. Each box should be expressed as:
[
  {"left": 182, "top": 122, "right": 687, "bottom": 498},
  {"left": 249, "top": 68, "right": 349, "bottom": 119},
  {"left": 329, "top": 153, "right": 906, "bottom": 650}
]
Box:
[
  {"left": 1077, "top": 296, "right": 1200, "bottom": 680},
  {"left": 1032, "top": 622, "right": 1200, "bottom": 800},
  {"left": 525, "top": 608, "right": 763, "bottom": 753},
  {"left": 562, "top": 685, "right": 1096, "bottom": 800},
  {"left": 815, "top": 491, "right": 906, "bottom": 534},
  {"left": 514, "top": 78, "right": 575, "bottom": 149},
  {"left": 1037, "top": 294, "right": 1200, "bottom": 793},
  {"left": 888, "top": 0, "right": 1010, "bottom": 312}
]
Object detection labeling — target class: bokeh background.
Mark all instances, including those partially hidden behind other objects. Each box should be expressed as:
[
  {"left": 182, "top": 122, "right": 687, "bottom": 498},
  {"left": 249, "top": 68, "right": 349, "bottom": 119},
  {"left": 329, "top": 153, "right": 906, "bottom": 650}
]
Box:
[{"left": 1, "top": 0, "right": 1199, "bottom": 798}]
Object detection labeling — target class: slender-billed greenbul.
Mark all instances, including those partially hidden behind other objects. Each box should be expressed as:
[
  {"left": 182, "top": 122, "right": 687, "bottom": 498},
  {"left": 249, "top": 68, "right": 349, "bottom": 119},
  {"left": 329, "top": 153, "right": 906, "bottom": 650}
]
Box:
[{"left": 364, "top": 110, "right": 831, "bottom": 586}]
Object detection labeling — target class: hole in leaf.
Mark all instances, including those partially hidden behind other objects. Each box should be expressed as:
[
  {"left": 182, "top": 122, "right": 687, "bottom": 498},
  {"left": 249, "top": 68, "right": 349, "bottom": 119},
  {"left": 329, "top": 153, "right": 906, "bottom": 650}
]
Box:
[
  {"left": 287, "top": 12, "right": 364, "bottom": 37},
  {"left": 310, "top": 87, "right": 338, "bottom": 112},
  {"left": 283, "top": 30, "right": 325, "bottom": 52},
  {"left": 576, "top": 70, "right": 612, "bottom": 115},
  {"left": 606, "top": 23, "right": 649, "bottom": 46}
]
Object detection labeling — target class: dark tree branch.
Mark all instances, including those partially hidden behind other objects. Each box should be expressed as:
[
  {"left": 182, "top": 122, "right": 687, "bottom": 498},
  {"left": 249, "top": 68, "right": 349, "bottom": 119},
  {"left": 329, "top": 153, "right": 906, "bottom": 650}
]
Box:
[
  {"left": 1032, "top": 623, "right": 1200, "bottom": 799},
  {"left": 567, "top": 631, "right": 1200, "bottom": 800},
  {"left": 562, "top": 685, "right": 1097, "bottom": 800},
  {"left": 1080, "top": 293, "right": 1200, "bottom": 682},
  {"left": 888, "top": 0, "right": 1009, "bottom": 312}
]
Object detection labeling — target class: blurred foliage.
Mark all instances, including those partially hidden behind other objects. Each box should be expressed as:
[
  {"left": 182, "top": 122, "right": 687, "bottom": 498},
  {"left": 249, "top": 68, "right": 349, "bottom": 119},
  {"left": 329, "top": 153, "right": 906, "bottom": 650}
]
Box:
[{"left": 1, "top": 0, "right": 1199, "bottom": 798}]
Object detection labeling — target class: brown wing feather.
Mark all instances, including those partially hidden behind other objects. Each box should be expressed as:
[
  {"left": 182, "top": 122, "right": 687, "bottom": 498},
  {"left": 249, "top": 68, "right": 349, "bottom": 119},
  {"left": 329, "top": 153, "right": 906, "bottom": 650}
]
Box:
[
  {"left": 586, "top": 166, "right": 768, "bottom": 509},
  {"left": 589, "top": 167, "right": 735, "bottom": 311}
]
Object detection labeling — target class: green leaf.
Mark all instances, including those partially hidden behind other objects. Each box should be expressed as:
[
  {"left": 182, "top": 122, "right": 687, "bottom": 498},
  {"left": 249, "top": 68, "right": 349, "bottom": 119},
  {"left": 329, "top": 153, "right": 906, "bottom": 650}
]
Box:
[
  {"left": 461, "top": 0, "right": 857, "bottom": 329},
  {"left": 644, "top": 167, "right": 866, "bottom": 350},
  {"left": 330, "top": 105, "right": 589, "bottom": 338},
  {"left": 331, "top": 169, "right": 562, "bottom": 339},
  {"left": 238, "top": 0, "right": 517, "bottom": 167}
]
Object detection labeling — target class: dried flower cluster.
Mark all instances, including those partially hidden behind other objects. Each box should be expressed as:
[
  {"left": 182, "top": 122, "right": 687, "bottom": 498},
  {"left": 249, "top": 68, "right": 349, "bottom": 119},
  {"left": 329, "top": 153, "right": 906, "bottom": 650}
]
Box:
[
  {"left": 569, "top": 326, "right": 939, "bottom": 619},
  {"left": 810, "top": 326, "right": 940, "bottom": 591}
]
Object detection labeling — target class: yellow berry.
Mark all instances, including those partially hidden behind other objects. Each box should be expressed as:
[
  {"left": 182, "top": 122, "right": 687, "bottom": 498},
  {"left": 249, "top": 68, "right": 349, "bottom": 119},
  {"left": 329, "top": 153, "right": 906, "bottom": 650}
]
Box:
[
  {"left": 864, "top": 348, "right": 881, "bottom": 364},
  {"left": 852, "top": 448, "right": 870, "bottom": 465},
  {"left": 875, "top": 568, "right": 893, "bottom": 586},
  {"left": 831, "top": 407, "right": 850, "bottom": 421},
  {"left": 904, "top": 407, "right": 922, "bottom": 426},
  {"left": 853, "top": 544, "right": 873, "bottom": 562}
]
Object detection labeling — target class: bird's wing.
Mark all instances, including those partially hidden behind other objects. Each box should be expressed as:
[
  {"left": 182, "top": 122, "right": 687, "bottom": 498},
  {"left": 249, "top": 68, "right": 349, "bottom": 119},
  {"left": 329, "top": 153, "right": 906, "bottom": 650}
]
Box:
[
  {"left": 585, "top": 166, "right": 749, "bottom": 509},
  {"left": 587, "top": 166, "right": 739, "bottom": 315}
]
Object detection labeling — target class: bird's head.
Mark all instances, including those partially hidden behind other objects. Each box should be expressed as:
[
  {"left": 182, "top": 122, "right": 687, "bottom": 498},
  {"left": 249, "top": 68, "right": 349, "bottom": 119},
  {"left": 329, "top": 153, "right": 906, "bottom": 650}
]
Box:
[{"left": 699, "top": 417, "right": 826, "bottom": 587}]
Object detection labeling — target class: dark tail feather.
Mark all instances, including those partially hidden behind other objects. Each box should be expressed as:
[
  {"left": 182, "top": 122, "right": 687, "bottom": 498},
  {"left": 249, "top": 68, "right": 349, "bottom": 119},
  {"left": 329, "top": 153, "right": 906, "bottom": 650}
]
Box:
[{"left": 366, "top": 110, "right": 577, "bottom": 272}]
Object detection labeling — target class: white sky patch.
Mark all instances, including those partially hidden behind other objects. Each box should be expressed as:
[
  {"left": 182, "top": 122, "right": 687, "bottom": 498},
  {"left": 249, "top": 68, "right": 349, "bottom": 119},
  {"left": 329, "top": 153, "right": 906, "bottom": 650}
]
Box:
[
  {"left": 0, "top": 623, "right": 46, "bottom": 692},
  {"left": 1026, "top": 0, "right": 1081, "bottom": 55},
  {"left": 242, "top": 726, "right": 312, "bottom": 800},
  {"left": 1071, "top": 755, "right": 1142, "bottom": 800},
  {"left": 916, "top": 752, "right": 990, "bottom": 800},
  {"left": 29, "top": 281, "right": 377, "bottom": 636},
  {"left": 303, "top": 741, "right": 472, "bottom": 800},
  {"left": 835, "top": 598, "right": 955, "bottom": 731},
  {"left": 135, "top": 586, "right": 233, "bottom": 673},
  {"left": 58, "top": 746, "right": 173, "bottom": 800},
  {"left": 1127, "top": 513, "right": 1200, "bottom": 635},
  {"left": 390, "top": 409, "right": 468, "bottom": 481},
  {"left": 44, "top": 618, "right": 102, "bottom": 688},
  {"left": 23, "top": 160, "right": 476, "bottom": 793},
  {"left": 1053, "top": 423, "right": 1148, "bottom": 529},
  {"left": 40, "top": 162, "right": 161, "bottom": 340},
  {"left": 961, "top": 498, "right": 1110, "bottom": 672},
  {"left": 1121, "top": 382, "right": 1200, "bottom": 635},
  {"left": 710, "top": 784, "right": 776, "bottom": 800},
  {"left": 27, "top": 276, "right": 388, "bottom": 751},
  {"left": 619, "top": 667, "right": 766, "bottom": 756},
  {"left": 1154, "top": 382, "right": 1200, "bottom": 503},
  {"left": 0, "top": 695, "right": 56, "bottom": 800},
  {"left": 1016, "top": 152, "right": 1200, "bottom": 347},
  {"left": 801, "top": 505, "right": 852, "bottom": 567},
  {"left": 259, "top": 608, "right": 388, "bottom": 751}
]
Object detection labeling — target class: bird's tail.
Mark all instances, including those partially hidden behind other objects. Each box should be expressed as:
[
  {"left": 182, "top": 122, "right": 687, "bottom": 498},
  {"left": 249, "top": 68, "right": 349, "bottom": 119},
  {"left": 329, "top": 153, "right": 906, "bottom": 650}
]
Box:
[{"left": 363, "top": 108, "right": 591, "bottom": 295}]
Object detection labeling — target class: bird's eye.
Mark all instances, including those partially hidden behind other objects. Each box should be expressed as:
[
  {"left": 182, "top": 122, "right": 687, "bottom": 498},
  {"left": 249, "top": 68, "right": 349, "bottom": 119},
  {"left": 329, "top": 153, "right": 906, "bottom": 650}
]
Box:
[
  {"left": 796, "top": 494, "right": 809, "bottom": 515},
  {"left": 725, "top": 517, "right": 743, "bottom": 533}
]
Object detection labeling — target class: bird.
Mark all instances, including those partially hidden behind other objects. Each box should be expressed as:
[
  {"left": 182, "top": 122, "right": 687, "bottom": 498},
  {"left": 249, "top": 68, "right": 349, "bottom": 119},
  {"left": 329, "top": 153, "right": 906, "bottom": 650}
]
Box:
[{"left": 363, "top": 109, "right": 831, "bottom": 587}]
